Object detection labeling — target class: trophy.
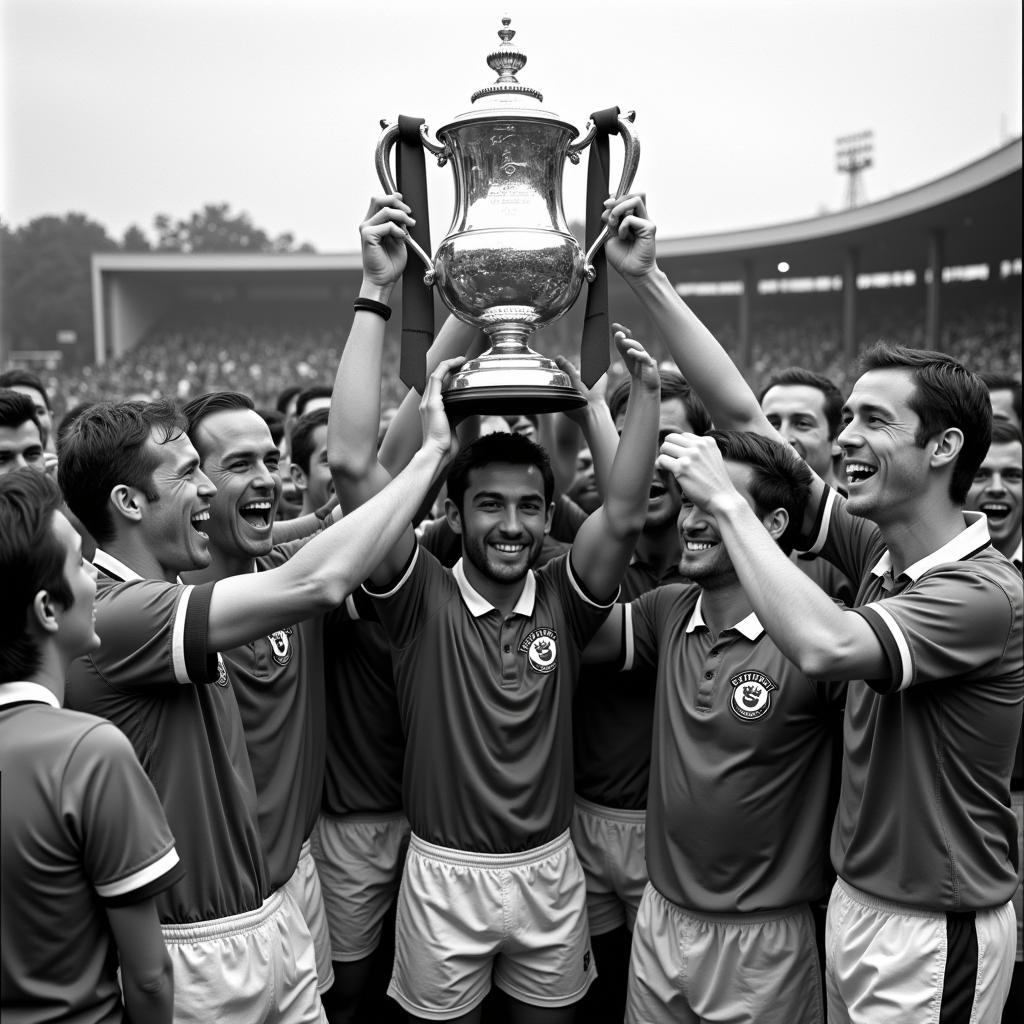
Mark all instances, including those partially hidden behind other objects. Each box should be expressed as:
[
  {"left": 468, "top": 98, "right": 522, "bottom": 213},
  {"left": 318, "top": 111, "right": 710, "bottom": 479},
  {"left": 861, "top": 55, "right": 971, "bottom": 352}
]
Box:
[{"left": 376, "top": 16, "right": 639, "bottom": 414}]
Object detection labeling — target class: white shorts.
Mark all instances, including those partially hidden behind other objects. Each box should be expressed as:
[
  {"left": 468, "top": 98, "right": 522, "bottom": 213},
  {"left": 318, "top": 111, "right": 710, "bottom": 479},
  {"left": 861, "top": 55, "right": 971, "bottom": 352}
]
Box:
[
  {"left": 626, "top": 882, "right": 823, "bottom": 1024},
  {"left": 282, "top": 837, "right": 334, "bottom": 992},
  {"left": 388, "top": 829, "right": 596, "bottom": 1021},
  {"left": 160, "top": 888, "right": 327, "bottom": 1024},
  {"left": 826, "top": 877, "right": 1015, "bottom": 1024},
  {"left": 1012, "top": 789, "right": 1023, "bottom": 962},
  {"left": 571, "top": 796, "right": 648, "bottom": 935},
  {"left": 310, "top": 810, "right": 410, "bottom": 962}
]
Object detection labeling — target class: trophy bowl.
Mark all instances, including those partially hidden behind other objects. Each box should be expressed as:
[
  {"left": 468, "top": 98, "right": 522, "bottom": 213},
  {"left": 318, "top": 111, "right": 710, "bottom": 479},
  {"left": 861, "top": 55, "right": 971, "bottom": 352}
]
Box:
[{"left": 376, "top": 17, "right": 639, "bottom": 415}]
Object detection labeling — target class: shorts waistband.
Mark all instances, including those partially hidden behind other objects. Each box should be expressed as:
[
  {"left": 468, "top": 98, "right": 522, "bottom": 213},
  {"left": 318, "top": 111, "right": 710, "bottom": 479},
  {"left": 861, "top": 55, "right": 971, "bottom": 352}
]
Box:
[
  {"left": 832, "top": 876, "right": 1006, "bottom": 919},
  {"left": 650, "top": 883, "right": 810, "bottom": 926},
  {"left": 409, "top": 829, "right": 571, "bottom": 869},
  {"left": 575, "top": 795, "right": 647, "bottom": 824},
  {"left": 320, "top": 809, "right": 408, "bottom": 826},
  {"left": 161, "top": 889, "right": 284, "bottom": 942}
]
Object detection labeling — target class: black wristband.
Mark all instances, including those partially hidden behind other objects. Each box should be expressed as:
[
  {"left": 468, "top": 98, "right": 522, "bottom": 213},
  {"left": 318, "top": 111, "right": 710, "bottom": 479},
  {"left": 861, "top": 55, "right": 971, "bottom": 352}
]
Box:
[{"left": 353, "top": 297, "right": 392, "bottom": 321}]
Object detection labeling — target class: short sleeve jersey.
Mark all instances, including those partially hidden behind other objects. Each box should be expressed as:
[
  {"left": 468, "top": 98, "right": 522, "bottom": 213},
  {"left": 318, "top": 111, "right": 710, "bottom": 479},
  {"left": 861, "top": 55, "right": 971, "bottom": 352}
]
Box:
[
  {"left": 220, "top": 540, "right": 327, "bottom": 890},
  {"left": 803, "top": 491, "right": 1024, "bottom": 910},
  {"left": 627, "top": 586, "right": 845, "bottom": 913},
  {"left": 573, "top": 556, "right": 690, "bottom": 809},
  {"left": 366, "top": 546, "right": 615, "bottom": 853},
  {"left": 1, "top": 683, "right": 184, "bottom": 1024},
  {"left": 65, "top": 550, "right": 268, "bottom": 924},
  {"left": 321, "top": 593, "right": 405, "bottom": 816}
]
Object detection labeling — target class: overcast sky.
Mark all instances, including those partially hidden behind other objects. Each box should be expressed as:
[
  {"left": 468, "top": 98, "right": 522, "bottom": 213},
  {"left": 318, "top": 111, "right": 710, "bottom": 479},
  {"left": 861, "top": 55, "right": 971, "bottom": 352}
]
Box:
[{"left": 2, "top": 0, "right": 1021, "bottom": 252}]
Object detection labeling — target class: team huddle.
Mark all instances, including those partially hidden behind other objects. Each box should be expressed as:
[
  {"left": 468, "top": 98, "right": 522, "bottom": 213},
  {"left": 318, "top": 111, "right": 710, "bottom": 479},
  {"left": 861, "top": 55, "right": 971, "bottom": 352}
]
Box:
[{"left": 1, "top": 193, "right": 1021, "bottom": 1024}]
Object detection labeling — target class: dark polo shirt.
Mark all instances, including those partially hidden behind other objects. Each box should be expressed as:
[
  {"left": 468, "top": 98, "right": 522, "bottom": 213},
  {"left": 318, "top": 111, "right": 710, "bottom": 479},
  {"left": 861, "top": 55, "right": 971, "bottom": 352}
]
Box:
[
  {"left": 365, "top": 547, "right": 614, "bottom": 854},
  {"left": 1, "top": 683, "right": 183, "bottom": 1024},
  {"left": 627, "top": 586, "right": 844, "bottom": 914},
  {"left": 804, "top": 493, "right": 1024, "bottom": 910},
  {"left": 66, "top": 550, "right": 269, "bottom": 925},
  {"left": 221, "top": 540, "right": 326, "bottom": 890}
]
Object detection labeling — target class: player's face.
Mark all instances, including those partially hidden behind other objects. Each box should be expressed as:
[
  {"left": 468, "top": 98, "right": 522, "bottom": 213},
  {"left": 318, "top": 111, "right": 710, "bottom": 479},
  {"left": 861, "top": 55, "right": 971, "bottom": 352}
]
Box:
[
  {"left": 761, "top": 384, "right": 838, "bottom": 479},
  {"left": 0, "top": 420, "right": 45, "bottom": 477},
  {"left": 837, "top": 368, "right": 933, "bottom": 525},
  {"left": 139, "top": 429, "right": 218, "bottom": 574},
  {"left": 676, "top": 461, "right": 763, "bottom": 585},
  {"left": 455, "top": 462, "right": 552, "bottom": 586},
  {"left": 567, "top": 446, "right": 600, "bottom": 513},
  {"left": 989, "top": 388, "right": 1021, "bottom": 430},
  {"left": 967, "top": 441, "right": 1023, "bottom": 552},
  {"left": 617, "top": 396, "right": 691, "bottom": 531},
  {"left": 300, "top": 425, "right": 334, "bottom": 512},
  {"left": 194, "top": 408, "right": 282, "bottom": 560},
  {"left": 9, "top": 386, "right": 52, "bottom": 447},
  {"left": 51, "top": 510, "right": 100, "bottom": 657}
]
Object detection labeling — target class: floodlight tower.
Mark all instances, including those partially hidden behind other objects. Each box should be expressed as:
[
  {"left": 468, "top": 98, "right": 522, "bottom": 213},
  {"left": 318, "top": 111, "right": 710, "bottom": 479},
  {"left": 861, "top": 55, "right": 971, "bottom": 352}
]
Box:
[{"left": 836, "top": 131, "right": 874, "bottom": 209}]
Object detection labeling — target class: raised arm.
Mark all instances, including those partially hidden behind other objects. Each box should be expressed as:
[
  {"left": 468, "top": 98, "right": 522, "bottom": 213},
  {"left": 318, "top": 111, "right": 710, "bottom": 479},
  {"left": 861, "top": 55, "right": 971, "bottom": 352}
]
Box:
[
  {"left": 377, "top": 313, "right": 483, "bottom": 476},
  {"left": 605, "top": 192, "right": 829, "bottom": 535},
  {"left": 570, "top": 332, "right": 660, "bottom": 598},
  {"left": 206, "top": 359, "right": 460, "bottom": 650}
]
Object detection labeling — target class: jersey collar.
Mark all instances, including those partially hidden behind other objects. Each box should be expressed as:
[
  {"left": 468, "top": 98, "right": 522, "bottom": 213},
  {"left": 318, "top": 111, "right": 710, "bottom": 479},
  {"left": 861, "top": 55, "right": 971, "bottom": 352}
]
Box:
[
  {"left": 93, "top": 548, "right": 144, "bottom": 582},
  {"left": 0, "top": 681, "right": 61, "bottom": 709},
  {"left": 684, "top": 592, "right": 764, "bottom": 641},
  {"left": 452, "top": 558, "right": 537, "bottom": 618},
  {"left": 1012, "top": 537, "right": 1022, "bottom": 570},
  {"left": 870, "top": 512, "right": 991, "bottom": 582}
]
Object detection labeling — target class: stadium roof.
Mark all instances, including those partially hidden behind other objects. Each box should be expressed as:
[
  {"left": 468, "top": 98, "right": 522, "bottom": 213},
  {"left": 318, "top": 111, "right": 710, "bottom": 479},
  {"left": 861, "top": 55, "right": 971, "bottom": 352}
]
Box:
[{"left": 655, "top": 137, "right": 1022, "bottom": 279}]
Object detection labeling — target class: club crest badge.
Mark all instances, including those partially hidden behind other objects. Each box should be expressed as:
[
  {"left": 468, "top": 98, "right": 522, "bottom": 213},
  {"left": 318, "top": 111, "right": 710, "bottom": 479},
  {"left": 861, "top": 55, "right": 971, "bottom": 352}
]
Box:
[
  {"left": 729, "top": 670, "right": 777, "bottom": 721},
  {"left": 519, "top": 627, "right": 558, "bottom": 674},
  {"left": 268, "top": 627, "right": 293, "bottom": 666},
  {"left": 215, "top": 654, "right": 229, "bottom": 687}
]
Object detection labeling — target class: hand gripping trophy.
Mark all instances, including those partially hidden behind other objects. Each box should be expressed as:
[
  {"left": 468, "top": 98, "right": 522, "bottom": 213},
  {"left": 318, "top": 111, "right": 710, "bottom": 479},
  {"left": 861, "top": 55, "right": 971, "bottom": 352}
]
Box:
[{"left": 376, "top": 16, "right": 639, "bottom": 414}]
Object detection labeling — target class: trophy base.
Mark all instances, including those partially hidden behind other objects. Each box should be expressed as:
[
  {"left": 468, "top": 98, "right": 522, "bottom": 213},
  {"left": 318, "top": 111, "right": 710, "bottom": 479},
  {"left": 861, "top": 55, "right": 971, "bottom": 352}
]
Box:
[
  {"left": 441, "top": 336, "right": 587, "bottom": 417},
  {"left": 443, "top": 383, "right": 586, "bottom": 417}
]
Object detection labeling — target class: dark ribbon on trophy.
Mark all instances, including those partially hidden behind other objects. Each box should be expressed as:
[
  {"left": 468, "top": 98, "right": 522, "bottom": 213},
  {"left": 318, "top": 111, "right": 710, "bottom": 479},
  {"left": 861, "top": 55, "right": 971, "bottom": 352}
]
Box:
[
  {"left": 581, "top": 106, "right": 623, "bottom": 387},
  {"left": 396, "top": 115, "right": 433, "bottom": 392}
]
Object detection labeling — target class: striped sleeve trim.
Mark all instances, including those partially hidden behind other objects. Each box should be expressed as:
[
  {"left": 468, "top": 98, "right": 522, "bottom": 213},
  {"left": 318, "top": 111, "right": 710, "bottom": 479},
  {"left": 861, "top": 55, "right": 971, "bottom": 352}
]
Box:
[
  {"left": 95, "top": 847, "right": 182, "bottom": 904},
  {"left": 803, "top": 488, "right": 837, "bottom": 556},
  {"left": 855, "top": 603, "right": 913, "bottom": 692},
  {"left": 178, "top": 582, "right": 217, "bottom": 685},
  {"left": 621, "top": 604, "right": 635, "bottom": 672},
  {"left": 566, "top": 555, "right": 619, "bottom": 609},
  {"left": 363, "top": 545, "right": 419, "bottom": 599}
]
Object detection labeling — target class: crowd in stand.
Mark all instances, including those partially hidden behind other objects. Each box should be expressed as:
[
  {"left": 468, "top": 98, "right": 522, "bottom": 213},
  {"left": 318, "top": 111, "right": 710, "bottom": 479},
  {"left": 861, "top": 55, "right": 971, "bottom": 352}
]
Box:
[{"left": 1, "top": 194, "right": 1022, "bottom": 1024}]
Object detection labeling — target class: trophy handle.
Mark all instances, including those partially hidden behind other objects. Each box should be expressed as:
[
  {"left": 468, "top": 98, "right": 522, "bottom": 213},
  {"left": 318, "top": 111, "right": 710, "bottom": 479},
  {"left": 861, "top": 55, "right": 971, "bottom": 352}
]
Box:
[
  {"left": 375, "top": 119, "right": 437, "bottom": 285},
  {"left": 572, "top": 111, "right": 641, "bottom": 279}
]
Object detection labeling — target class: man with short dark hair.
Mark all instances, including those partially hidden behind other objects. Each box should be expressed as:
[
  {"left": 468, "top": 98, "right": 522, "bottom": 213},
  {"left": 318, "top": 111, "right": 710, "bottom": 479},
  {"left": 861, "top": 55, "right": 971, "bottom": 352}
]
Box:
[
  {"left": 290, "top": 408, "right": 334, "bottom": 516},
  {"left": 181, "top": 390, "right": 335, "bottom": 999},
  {"left": 295, "top": 385, "right": 333, "bottom": 420},
  {"left": 329, "top": 194, "right": 661, "bottom": 1023},
  {"left": 0, "top": 368, "right": 54, "bottom": 453},
  {"left": 581, "top": 430, "right": 845, "bottom": 1024},
  {"left": 1, "top": 469, "right": 182, "bottom": 1024},
  {"left": 59, "top": 378, "right": 460, "bottom": 1024},
  {"left": 0, "top": 388, "right": 46, "bottom": 477}
]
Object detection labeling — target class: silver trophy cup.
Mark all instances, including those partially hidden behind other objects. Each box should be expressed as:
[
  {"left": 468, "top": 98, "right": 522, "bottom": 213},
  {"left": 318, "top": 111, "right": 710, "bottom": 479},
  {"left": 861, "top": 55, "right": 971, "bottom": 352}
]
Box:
[{"left": 376, "top": 17, "right": 639, "bottom": 415}]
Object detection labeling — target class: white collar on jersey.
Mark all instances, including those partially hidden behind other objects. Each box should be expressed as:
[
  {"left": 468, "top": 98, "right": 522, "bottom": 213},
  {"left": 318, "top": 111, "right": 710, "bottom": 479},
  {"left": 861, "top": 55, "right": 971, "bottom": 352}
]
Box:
[
  {"left": 1012, "top": 537, "right": 1022, "bottom": 568},
  {"left": 92, "top": 549, "right": 144, "bottom": 582},
  {"left": 453, "top": 558, "right": 537, "bottom": 618},
  {"left": 870, "top": 511, "right": 990, "bottom": 581},
  {"left": 684, "top": 592, "right": 764, "bottom": 641},
  {"left": 0, "top": 681, "right": 61, "bottom": 709}
]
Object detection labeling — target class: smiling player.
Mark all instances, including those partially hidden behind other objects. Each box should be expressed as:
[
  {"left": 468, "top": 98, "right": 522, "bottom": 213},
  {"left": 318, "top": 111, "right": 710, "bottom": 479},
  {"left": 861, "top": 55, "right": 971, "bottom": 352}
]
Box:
[{"left": 58, "top": 382, "right": 462, "bottom": 1024}]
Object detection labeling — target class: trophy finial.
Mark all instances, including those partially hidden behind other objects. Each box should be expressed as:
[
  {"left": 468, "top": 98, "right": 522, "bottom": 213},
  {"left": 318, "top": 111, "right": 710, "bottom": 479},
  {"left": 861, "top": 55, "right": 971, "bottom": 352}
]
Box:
[{"left": 471, "top": 16, "right": 543, "bottom": 104}]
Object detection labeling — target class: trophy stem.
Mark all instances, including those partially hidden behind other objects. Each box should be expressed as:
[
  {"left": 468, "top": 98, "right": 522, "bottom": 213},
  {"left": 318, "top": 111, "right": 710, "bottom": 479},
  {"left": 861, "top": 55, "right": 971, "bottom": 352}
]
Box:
[{"left": 442, "top": 324, "right": 586, "bottom": 416}]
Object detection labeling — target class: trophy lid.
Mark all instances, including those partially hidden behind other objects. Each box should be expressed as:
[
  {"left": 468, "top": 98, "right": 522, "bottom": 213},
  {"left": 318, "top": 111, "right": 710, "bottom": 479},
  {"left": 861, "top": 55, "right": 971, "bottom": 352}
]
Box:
[{"left": 442, "top": 16, "right": 575, "bottom": 130}]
